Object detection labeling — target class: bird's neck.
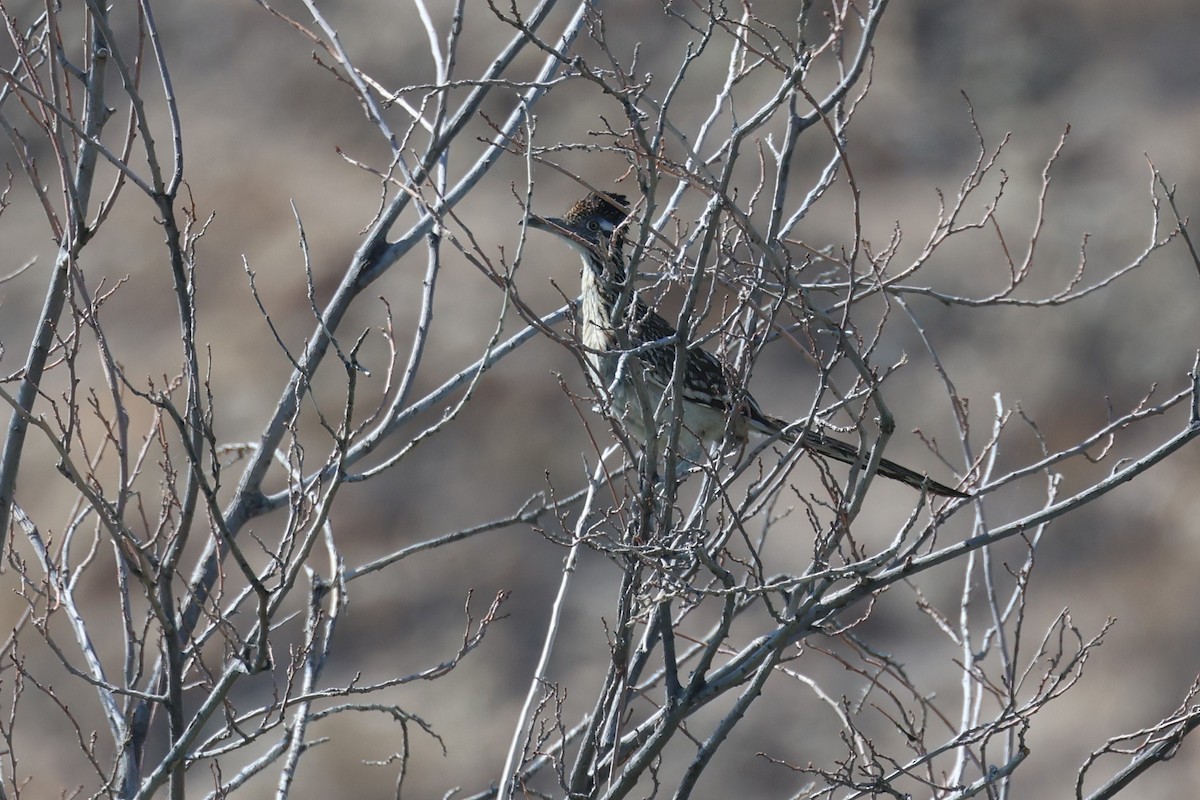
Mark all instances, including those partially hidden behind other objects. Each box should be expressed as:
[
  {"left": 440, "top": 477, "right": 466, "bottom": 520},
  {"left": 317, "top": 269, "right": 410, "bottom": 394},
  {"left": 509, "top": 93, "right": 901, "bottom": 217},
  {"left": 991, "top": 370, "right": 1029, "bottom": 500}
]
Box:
[{"left": 578, "top": 254, "right": 628, "bottom": 353}]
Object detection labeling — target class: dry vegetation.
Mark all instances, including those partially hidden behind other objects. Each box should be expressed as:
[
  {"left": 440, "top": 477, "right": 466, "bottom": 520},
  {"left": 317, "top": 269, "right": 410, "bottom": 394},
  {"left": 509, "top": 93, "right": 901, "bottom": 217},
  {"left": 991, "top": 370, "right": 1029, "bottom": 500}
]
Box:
[{"left": 0, "top": 1, "right": 1197, "bottom": 798}]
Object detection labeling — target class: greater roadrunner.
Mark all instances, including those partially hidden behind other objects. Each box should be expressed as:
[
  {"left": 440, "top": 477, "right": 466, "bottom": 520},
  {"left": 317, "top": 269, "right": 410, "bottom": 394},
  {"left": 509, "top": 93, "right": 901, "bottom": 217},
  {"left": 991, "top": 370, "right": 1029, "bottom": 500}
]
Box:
[{"left": 528, "top": 191, "right": 969, "bottom": 499}]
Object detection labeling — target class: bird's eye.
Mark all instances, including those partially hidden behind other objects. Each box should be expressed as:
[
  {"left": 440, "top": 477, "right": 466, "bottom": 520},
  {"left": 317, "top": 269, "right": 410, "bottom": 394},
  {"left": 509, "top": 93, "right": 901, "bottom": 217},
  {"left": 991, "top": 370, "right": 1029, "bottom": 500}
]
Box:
[{"left": 586, "top": 220, "right": 600, "bottom": 232}]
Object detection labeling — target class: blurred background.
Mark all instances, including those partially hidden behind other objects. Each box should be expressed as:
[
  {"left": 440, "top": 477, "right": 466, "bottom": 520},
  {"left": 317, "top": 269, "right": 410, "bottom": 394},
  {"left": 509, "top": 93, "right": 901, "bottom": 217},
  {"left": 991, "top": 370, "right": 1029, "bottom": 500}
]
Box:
[{"left": 1, "top": 0, "right": 1198, "bottom": 796}]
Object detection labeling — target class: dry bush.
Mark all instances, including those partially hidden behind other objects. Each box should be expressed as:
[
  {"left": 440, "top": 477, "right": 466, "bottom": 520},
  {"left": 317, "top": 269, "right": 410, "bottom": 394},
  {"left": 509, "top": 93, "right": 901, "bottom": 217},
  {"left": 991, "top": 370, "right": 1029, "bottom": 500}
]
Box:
[{"left": 0, "top": 2, "right": 1196, "bottom": 798}]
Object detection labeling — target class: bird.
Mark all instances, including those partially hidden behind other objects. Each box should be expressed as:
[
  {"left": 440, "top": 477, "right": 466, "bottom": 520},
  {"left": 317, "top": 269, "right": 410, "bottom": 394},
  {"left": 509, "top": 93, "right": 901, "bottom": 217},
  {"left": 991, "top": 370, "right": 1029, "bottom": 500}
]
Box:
[{"left": 527, "top": 191, "right": 969, "bottom": 499}]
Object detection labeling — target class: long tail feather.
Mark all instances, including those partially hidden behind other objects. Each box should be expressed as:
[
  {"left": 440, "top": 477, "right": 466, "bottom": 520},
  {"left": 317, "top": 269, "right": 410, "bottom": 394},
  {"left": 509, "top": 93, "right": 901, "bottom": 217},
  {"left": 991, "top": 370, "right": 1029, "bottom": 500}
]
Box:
[{"left": 759, "top": 417, "right": 969, "bottom": 498}]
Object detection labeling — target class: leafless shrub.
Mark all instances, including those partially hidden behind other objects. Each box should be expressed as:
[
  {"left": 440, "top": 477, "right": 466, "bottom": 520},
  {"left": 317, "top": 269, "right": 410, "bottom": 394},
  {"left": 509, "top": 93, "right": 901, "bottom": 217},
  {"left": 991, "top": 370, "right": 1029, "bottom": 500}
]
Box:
[{"left": 0, "top": 1, "right": 1195, "bottom": 798}]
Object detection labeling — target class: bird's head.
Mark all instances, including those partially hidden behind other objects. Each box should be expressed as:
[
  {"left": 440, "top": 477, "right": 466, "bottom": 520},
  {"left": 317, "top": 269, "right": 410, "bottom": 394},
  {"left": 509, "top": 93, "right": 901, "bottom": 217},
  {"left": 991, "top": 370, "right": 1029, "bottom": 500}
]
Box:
[{"left": 527, "top": 192, "right": 631, "bottom": 268}]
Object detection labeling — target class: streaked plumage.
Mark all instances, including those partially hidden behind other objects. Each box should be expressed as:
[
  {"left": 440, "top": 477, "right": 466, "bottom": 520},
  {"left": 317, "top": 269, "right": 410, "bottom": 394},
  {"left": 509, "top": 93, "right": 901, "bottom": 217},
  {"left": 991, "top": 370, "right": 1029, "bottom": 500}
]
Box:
[{"left": 528, "top": 192, "right": 968, "bottom": 499}]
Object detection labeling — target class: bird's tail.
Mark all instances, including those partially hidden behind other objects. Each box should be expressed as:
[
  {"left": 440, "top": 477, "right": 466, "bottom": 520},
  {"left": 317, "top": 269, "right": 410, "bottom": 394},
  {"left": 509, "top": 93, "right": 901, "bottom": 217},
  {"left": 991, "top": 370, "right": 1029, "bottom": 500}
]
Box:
[{"left": 762, "top": 417, "right": 969, "bottom": 499}]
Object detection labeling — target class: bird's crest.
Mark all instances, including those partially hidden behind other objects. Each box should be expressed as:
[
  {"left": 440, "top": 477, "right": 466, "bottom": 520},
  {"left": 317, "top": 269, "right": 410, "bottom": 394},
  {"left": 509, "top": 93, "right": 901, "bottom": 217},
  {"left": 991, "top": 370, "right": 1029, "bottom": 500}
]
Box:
[{"left": 563, "top": 192, "right": 630, "bottom": 230}]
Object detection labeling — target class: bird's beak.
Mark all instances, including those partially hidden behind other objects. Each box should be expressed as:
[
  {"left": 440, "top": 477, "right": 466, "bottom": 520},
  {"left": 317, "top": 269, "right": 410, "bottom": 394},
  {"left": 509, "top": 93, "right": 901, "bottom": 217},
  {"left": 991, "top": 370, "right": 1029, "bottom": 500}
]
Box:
[
  {"left": 524, "top": 214, "right": 594, "bottom": 254},
  {"left": 524, "top": 214, "right": 564, "bottom": 233}
]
